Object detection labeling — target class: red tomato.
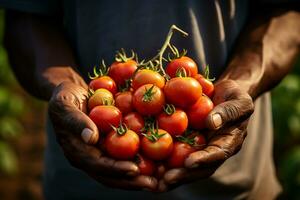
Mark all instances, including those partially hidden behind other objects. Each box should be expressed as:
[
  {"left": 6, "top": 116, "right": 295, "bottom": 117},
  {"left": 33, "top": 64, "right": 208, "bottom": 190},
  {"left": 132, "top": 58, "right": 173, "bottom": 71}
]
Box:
[
  {"left": 157, "top": 108, "right": 188, "bottom": 136},
  {"left": 135, "top": 154, "right": 156, "bottom": 176},
  {"left": 123, "top": 112, "right": 145, "bottom": 134},
  {"left": 166, "top": 56, "right": 198, "bottom": 78},
  {"left": 105, "top": 128, "right": 140, "bottom": 160},
  {"left": 89, "top": 76, "right": 117, "bottom": 95},
  {"left": 141, "top": 129, "right": 173, "bottom": 161},
  {"left": 194, "top": 74, "right": 214, "bottom": 98},
  {"left": 167, "top": 142, "right": 196, "bottom": 168},
  {"left": 164, "top": 77, "right": 202, "bottom": 108},
  {"left": 115, "top": 91, "right": 133, "bottom": 115},
  {"left": 89, "top": 105, "right": 122, "bottom": 133},
  {"left": 187, "top": 95, "right": 214, "bottom": 130},
  {"left": 132, "top": 69, "right": 165, "bottom": 90},
  {"left": 191, "top": 133, "right": 206, "bottom": 150},
  {"left": 108, "top": 60, "right": 137, "bottom": 87},
  {"left": 133, "top": 84, "right": 165, "bottom": 116},
  {"left": 88, "top": 89, "right": 113, "bottom": 111}
]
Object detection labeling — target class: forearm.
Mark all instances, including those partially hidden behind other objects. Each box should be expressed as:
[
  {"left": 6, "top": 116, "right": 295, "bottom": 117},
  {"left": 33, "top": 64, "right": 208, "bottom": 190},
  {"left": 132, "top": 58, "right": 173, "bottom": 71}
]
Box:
[
  {"left": 219, "top": 9, "right": 300, "bottom": 100},
  {"left": 4, "top": 11, "right": 85, "bottom": 101}
]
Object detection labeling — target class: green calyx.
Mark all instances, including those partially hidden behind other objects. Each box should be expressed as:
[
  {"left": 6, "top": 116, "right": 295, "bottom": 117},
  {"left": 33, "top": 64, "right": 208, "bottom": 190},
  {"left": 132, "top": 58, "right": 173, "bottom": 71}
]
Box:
[
  {"left": 203, "top": 65, "right": 215, "bottom": 82},
  {"left": 112, "top": 123, "right": 128, "bottom": 136},
  {"left": 88, "top": 88, "right": 95, "bottom": 98},
  {"left": 164, "top": 104, "right": 176, "bottom": 115},
  {"left": 88, "top": 60, "right": 108, "bottom": 80},
  {"left": 175, "top": 67, "right": 188, "bottom": 77},
  {"left": 101, "top": 97, "right": 115, "bottom": 106},
  {"left": 167, "top": 45, "right": 187, "bottom": 61},
  {"left": 142, "top": 127, "right": 166, "bottom": 142},
  {"left": 176, "top": 135, "right": 195, "bottom": 146},
  {"left": 119, "top": 79, "right": 132, "bottom": 92},
  {"left": 115, "top": 48, "right": 135, "bottom": 63},
  {"left": 142, "top": 85, "right": 156, "bottom": 102}
]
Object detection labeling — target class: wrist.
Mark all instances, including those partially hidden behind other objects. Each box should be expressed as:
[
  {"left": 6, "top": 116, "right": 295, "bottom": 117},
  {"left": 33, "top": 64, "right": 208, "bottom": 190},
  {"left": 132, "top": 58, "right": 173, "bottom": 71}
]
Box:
[{"left": 36, "top": 66, "right": 87, "bottom": 100}]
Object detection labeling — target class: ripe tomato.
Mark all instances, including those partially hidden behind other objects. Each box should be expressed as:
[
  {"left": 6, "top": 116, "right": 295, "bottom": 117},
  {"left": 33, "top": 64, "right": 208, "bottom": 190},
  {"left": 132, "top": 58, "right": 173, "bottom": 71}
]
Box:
[
  {"left": 194, "top": 74, "right": 214, "bottom": 98},
  {"left": 141, "top": 129, "right": 173, "bottom": 161},
  {"left": 155, "top": 164, "right": 166, "bottom": 179},
  {"left": 167, "top": 142, "right": 196, "bottom": 168},
  {"left": 115, "top": 91, "right": 133, "bottom": 115},
  {"left": 166, "top": 56, "right": 198, "bottom": 78},
  {"left": 133, "top": 84, "right": 165, "bottom": 116},
  {"left": 164, "top": 77, "right": 202, "bottom": 108},
  {"left": 157, "top": 108, "right": 188, "bottom": 136},
  {"left": 108, "top": 60, "right": 137, "bottom": 87},
  {"left": 88, "top": 89, "right": 114, "bottom": 111},
  {"left": 135, "top": 154, "right": 156, "bottom": 176},
  {"left": 189, "top": 132, "right": 206, "bottom": 150},
  {"left": 123, "top": 112, "right": 145, "bottom": 134},
  {"left": 105, "top": 127, "right": 140, "bottom": 160},
  {"left": 89, "top": 105, "right": 122, "bottom": 133},
  {"left": 187, "top": 95, "right": 214, "bottom": 130},
  {"left": 132, "top": 69, "right": 165, "bottom": 90},
  {"left": 89, "top": 76, "right": 117, "bottom": 95}
]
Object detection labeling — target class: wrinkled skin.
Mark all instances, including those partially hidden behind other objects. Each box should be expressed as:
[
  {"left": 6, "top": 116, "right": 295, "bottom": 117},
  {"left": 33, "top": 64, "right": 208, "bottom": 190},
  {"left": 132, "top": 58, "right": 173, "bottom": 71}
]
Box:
[
  {"left": 158, "top": 80, "right": 254, "bottom": 191},
  {"left": 48, "top": 81, "right": 157, "bottom": 191}
]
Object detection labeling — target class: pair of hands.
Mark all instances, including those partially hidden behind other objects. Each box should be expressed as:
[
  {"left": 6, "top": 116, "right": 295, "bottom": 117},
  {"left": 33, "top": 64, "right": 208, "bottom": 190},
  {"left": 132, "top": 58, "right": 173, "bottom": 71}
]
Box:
[{"left": 48, "top": 79, "right": 254, "bottom": 192}]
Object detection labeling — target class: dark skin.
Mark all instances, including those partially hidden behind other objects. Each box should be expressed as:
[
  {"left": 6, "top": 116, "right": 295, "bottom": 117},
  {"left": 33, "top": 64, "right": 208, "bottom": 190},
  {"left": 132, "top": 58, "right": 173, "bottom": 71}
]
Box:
[{"left": 4, "top": 5, "right": 300, "bottom": 193}]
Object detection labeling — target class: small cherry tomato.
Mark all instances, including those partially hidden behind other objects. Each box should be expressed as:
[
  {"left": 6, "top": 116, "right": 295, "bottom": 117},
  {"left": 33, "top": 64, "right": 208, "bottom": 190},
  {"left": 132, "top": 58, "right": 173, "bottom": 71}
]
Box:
[
  {"left": 132, "top": 69, "right": 165, "bottom": 90},
  {"left": 166, "top": 56, "right": 198, "bottom": 78},
  {"left": 194, "top": 74, "right": 214, "bottom": 98},
  {"left": 133, "top": 84, "right": 165, "bottom": 116},
  {"left": 123, "top": 112, "right": 145, "bottom": 134},
  {"left": 141, "top": 129, "right": 173, "bottom": 161},
  {"left": 157, "top": 105, "right": 188, "bottom": 136},
  {"left": 89, "top": 105, "right": 122, "bottom": 133},
  {"left": 164, "top": 77, "right": 202, "bottom": 108},
  {"left": 115, "top": 91, "right": 133, "bottom": 115},
  {"left": 88, "top": 88, "right": 114, "bottom": 111},
  {"left": 187, "top": 95, "right": 214, "bottom": 130},
  {"left": 89, "top": 76, "right": 117, "bottom": 95},
  {"left": 167, "top": 142, "right": 196, "bottom": 168},
  {"left": 135, "top": 154, "right": 156, "bottom": 176},
  {"left": 108, "top": 60, "right": 137, "bottom": 87},
  {"left": 105, "top": 125, "right": 140, "bottom": 160}
]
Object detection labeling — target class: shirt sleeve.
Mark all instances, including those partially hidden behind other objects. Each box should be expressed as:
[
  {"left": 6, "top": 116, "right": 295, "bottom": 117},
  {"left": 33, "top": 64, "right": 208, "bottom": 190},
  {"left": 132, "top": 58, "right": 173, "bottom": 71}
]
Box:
[{"left": 0, "top": 0, "right": 61, "bottom": 16}]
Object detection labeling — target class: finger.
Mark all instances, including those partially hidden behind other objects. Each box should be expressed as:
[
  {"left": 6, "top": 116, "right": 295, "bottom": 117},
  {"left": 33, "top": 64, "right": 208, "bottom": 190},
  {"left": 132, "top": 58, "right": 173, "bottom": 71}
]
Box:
[
  {"left": 58, "top": 132, "right": 139, "bottom": 176},
  {"left": 206, "top": 92, "right": 254, "bottom": 131},
  {"left": 185, "top": 123, "right": 247, "bottom": 168},
  {"left": 49, "top": 82, "right": 99, "bottom": 144},
  {"left": 96, "top": 175, "right": 158, "bottom": 191},
  {"left": 158, "top": 168, "right": 215, "bottom": 192}
]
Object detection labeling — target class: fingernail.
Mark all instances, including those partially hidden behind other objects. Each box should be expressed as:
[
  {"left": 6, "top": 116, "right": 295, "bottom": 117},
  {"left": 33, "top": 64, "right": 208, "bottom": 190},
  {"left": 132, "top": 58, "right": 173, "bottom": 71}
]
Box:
[
  {"left": 212, "top": 114, "right": 222, "bottom": 128},
  {"left": 81, "top": 128, "right": 93, "bottom": 143}
]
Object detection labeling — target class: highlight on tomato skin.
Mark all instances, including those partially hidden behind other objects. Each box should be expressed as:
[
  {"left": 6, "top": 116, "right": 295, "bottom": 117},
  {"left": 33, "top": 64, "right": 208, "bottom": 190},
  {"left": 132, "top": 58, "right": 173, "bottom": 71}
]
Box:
[
  {"left": 88, "top": 88, "right": 114, "bottom": 111},
  {"left": 89, "top": 76, "right": 118, "bottom": 95},
  {"left": 187, "top": 95, "right": 214, "bottom": 130},
  {"left": 105, "top": 127, "right": 140, "bottom": 160},
  {"left": 89, "top": 105, "right": 122, "bottom": 134},
  {"left": 115, "top": 91, "right": 133, "bottom": 115},
  {"left": 141, "top": 129, "right": 173, "bottom": 161},
  {"left": 132, "top": 69, "right": 165, "bottom": 90},
  {"left": 123, "top": 112, "right": 145, "bottom": 134},
  {"left": 132, "top": 84, "right": 165, "bottom": 116},
  {"left": 166, "top": 56, "right": 198, "bottom": 78},
  {"left": 164, "top": 77, "right": 202, "bottom": 108}
]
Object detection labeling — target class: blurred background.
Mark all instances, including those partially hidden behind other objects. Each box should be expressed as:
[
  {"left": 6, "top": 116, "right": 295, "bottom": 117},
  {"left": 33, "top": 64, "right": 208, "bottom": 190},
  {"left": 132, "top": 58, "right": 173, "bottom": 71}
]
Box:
[{"left": 0, "top": 9, "right": 299, "bottom": 200}]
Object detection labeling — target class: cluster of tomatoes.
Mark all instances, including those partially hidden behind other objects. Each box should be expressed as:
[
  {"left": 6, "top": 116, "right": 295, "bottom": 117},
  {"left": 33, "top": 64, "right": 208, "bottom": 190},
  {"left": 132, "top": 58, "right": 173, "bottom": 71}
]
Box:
[{"left": 87, "top": 48, "right": 215, "bottom": 176}]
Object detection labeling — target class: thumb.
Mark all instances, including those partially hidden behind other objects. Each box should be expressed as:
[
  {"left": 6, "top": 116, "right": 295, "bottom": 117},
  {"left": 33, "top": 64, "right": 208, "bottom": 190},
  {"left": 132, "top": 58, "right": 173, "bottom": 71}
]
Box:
[
  {"left": 205, "top": 96, "right": 254, "bottom": 131},
  {"left": 48, "top": 82, "right": 99, "bottom": 145}
]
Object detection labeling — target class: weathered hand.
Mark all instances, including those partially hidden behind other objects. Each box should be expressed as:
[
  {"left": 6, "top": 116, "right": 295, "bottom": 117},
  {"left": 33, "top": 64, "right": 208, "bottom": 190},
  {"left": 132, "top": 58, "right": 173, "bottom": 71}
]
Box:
[
  {"left": 48, "top": 81, "right": 157, "bottom": 191},
  {"left": 158, "top": 79, "right": 254, "bottom": 191}
]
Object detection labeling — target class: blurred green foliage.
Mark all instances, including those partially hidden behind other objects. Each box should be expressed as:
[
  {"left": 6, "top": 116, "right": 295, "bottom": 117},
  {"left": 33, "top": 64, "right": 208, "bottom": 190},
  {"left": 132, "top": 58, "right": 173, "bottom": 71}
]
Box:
[
  {"left": 0, "top": 10, "right": 26, "bottom": 175},
  {"left": 272, "top": 60, "right": 300, "bottom": 199}
]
